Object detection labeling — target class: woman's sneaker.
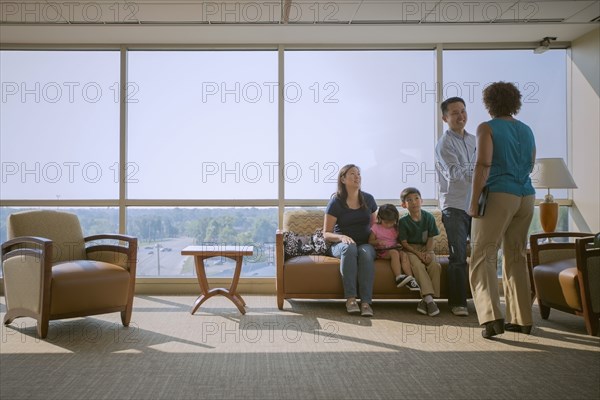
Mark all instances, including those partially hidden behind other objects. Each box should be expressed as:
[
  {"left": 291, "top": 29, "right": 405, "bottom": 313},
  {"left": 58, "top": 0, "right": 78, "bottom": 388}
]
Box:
[
  {"left": 346, "top": 300, "right": 360, "bottom": 314},
  {"left": 406, "top": 278, "right": 421, "bottom": 292},
  {"left": 395, "top": 274, "right": 412, "bottom": 288},
  {"left": 360, "top": 303, "right": 374, "bottom": 317}
]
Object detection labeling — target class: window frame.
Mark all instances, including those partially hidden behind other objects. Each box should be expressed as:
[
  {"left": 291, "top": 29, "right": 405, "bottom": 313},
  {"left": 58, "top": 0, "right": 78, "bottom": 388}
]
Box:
[{"left": 0, "top": 43, "right": 575, "bottom": 285}]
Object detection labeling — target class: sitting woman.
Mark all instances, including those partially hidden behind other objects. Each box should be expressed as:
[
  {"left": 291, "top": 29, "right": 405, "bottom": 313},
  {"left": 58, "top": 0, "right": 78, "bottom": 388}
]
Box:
[{"left": 324, "top": 164, "right": 378, "bottom": 317}]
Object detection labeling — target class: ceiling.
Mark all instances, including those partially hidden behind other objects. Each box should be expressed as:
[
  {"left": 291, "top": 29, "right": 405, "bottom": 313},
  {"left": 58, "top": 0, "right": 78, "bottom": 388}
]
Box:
[{"left": 1, "top": 0, "right": 599, "bottom": 45}]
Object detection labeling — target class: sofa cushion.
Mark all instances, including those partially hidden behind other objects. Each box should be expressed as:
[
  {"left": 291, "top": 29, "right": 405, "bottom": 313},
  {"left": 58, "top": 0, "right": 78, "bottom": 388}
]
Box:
[
  {"left": 423, "top": 210, "right": 449, "bottom": 255},
  {"left": 283, "top": 209, "right": 324, "bottom": 235},
  {"left": 284, "top": 255, "right": 344, "bottom": 294},
  {"left": 283, "top": 254, "right": 453, "bottom": 297}
]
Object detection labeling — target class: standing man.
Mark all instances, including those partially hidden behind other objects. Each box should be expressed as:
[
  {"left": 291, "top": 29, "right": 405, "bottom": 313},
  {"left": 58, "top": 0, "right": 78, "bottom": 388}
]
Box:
[{"left": 435, "top": 97, "right": 476, "bottom": 317}]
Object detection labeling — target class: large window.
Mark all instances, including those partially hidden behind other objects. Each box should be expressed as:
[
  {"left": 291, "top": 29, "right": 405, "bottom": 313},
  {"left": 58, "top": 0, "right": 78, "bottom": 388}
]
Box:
[
  {"left": 0, "top": 51, "right": 120, "bottom": 200},
  {"left": 285, "top": 50, "right": 437, "bottom": 200},
  {"left": 0, "top": 206, "right": 276, "bottom": 278},
  {"left": 0, "top": 47, "right": 572, "bottom": 280},
  {"left": 444, "top": 49, "right": 568, "bottom": 199},
  {"left": 127, "top": 51, "right": 278, "bottom": 200}
]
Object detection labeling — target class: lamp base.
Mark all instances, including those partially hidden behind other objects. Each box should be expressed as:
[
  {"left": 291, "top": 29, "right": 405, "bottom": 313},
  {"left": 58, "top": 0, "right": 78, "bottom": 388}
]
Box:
[{"left": 539, "top": 201, "right": 558, "bottom": 233}]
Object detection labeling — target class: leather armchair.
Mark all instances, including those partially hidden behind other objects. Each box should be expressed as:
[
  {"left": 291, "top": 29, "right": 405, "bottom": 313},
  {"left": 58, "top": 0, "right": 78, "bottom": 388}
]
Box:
[
  {"left": 2, "top": 210, "right": 137, "bottom": 338},
  {"left": 530, "top": 232, "right": 599, "bottom": 336}
]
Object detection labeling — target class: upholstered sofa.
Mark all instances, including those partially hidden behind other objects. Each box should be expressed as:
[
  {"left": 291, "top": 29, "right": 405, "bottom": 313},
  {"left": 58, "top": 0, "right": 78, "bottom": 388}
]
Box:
[{"left": 276, "top": 208, "right": 467, "bottom": 309}]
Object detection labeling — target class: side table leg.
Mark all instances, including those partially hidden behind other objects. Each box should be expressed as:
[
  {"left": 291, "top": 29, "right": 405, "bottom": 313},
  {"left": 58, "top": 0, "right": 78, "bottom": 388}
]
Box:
[
  {"left": 191, "top": 255, "right": 211, "bottom": 315},
  {"left": 228, "top": 255, "right": 246, "bottom": 314}
]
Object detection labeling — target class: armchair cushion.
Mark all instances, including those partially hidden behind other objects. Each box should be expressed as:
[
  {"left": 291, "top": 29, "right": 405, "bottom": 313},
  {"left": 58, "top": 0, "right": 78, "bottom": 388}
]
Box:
[
  {"left": 8, "top": 210, "right": 86, "bottom": 262},
  {"left": 51, "top": 260, "right": 130, "bottom": 316},
  {"left": 532, "top": 259, "right": 581, "bottom": 311}
]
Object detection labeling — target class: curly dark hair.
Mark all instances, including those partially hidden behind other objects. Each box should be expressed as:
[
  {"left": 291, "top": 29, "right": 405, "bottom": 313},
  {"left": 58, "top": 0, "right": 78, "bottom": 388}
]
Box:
[{"left": 482, "top": 81, "right": 522, "bottom": 117}]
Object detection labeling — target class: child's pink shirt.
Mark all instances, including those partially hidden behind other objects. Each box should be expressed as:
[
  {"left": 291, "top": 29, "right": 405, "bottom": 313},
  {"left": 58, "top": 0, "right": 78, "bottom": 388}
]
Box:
[{"left": 371, "top": 224, "right": 399, "bottom": 248}]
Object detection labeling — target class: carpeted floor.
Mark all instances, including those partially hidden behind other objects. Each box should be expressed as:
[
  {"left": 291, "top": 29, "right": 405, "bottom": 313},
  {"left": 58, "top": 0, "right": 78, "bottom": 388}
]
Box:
[{"left": 1, "top": 295, "right": 599, "bottom": 400}]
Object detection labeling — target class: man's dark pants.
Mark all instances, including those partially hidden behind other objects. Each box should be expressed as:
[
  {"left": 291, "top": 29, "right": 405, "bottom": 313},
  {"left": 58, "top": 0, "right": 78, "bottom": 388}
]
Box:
[{"left": 442, "top": 207, "right": 471, "bottom": 309}]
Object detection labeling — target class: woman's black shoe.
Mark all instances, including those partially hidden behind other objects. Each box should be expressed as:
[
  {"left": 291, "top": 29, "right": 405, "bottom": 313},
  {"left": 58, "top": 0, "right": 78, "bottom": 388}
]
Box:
[
  {"left": 482, "top": 319, "right": 505, "bottom": 339},
  {"left": 504, "top": 323, "right": 532, "bottom": 334}
]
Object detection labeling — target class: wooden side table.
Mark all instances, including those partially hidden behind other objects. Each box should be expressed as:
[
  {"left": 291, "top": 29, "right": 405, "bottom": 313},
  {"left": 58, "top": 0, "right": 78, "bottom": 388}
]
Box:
[{"left": 181, "top": 245, "right": 254, "bottom": 315}]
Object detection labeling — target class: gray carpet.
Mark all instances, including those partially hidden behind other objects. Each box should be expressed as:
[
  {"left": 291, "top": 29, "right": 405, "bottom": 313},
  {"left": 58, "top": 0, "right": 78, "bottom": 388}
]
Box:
[{"left": 1, "top": 295, "right": 599, "bottom": 400}]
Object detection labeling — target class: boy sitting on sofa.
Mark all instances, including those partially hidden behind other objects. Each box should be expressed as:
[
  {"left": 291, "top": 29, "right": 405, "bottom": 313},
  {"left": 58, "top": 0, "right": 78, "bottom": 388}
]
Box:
[{"left": 398, "top": 187, "right": 442, "bottom": 316}]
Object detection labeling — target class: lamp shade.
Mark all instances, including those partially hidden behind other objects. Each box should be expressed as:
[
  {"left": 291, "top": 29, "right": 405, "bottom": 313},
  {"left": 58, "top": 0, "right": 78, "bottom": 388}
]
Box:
[{"left": 531, "top": 158, "right": 577, "bottom": 189}]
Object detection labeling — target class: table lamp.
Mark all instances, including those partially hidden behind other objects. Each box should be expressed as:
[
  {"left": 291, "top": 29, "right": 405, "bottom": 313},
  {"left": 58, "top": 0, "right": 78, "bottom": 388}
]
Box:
[{"left": 532, "top": 158, "right": 577, "bottom": 233}]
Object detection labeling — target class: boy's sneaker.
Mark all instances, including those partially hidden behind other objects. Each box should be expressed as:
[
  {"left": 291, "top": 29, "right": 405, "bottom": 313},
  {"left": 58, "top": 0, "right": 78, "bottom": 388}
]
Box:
[
  {"left": 417, "top": 299, "right": 427, "bottom": 315},
  {"left": 426, "top": 301, "right": 440, "bottom": 317},
  {"left": 406, "top": 278, "right": 421, "bottom": 292},
  {"left": 395, "top": 274, "right": 412, "bottom": 288},
  {"left": 451, "top": 306, "right": 469, "bottom": 317}
]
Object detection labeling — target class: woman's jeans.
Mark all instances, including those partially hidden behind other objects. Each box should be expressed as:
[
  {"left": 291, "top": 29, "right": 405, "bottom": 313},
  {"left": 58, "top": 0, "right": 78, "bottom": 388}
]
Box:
[{"left": 329, "top": 242, "right": 376, "bottom": 304}]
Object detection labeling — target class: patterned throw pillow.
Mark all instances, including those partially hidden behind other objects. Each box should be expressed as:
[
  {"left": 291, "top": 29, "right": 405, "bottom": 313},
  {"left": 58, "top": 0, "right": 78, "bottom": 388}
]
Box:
[
  {"left": 283, "top": 228, "right": 330, "bottom": 260},
  {"left": 311, "top": 228, "right": 330, "bottom": 255},
  {"left": 283, "top": 231, "right": 312, "bottom": 260}
]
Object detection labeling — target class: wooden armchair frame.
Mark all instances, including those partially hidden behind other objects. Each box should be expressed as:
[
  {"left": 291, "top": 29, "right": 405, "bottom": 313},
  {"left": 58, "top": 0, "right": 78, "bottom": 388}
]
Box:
[{"left": 575, "top": 235, "right": 599, "bottom": 336}]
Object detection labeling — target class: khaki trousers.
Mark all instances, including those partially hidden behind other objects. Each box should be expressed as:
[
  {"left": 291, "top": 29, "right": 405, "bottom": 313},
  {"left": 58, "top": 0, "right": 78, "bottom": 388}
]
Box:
[
  {"left": 469, "top": 192, "right": 534, "bottom": 326},
  {"left": 406, "top": 244, "right": 441, "bottom": 298}
]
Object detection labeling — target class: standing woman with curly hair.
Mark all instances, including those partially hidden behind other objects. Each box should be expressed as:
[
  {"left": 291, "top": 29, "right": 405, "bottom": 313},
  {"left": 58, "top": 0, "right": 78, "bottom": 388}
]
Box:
[{"left": 468, "top": 82, "right": 537, "bottom": 339}]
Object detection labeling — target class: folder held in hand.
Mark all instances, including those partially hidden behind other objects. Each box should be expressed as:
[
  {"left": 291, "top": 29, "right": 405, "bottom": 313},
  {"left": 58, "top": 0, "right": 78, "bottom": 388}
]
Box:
[{"left": 478, "top": 186, "right": 489, "bottom": 217}]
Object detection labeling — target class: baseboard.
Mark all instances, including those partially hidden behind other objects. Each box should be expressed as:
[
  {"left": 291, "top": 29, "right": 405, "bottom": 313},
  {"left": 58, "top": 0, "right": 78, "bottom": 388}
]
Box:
[{"left": 133, "top": 277, "right": 276, "bottom": 295}]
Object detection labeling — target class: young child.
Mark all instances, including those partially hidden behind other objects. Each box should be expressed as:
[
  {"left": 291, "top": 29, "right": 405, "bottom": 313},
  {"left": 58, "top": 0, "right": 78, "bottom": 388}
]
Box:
[
  {"left": 369, "top": 204, "right": 420, "bottom": 291},
  {"left": 398, "top": 188, "right": 442, "bottom": 316}
]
